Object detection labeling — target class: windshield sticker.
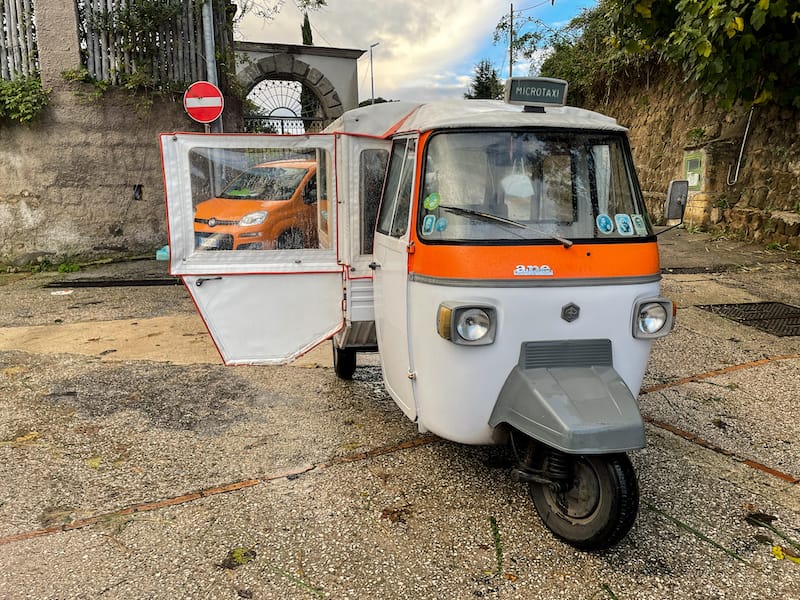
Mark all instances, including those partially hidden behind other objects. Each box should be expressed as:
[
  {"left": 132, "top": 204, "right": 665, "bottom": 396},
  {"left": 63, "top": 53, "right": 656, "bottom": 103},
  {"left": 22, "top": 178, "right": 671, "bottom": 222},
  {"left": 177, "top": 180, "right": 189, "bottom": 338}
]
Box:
[
  {"left": 596, "top": 214, "right": 614, "bottom": 234},
  {"left": 631, "top": 214, "right": 648, "bottom": 235},
  {"left": 422, "top": 214, "right": 436, "bottom": 235},
  {"left": 615, "top": 214, "right": 634, "bottom": 236},
  {"left": 423, "top": 192, "right": 441, "bottom": 210},
  {"left": 435, "top": 217, "right": 448, "bottom": 232},
  {"left": 514, "top": 264, "right": 554, "bottom": 277}
]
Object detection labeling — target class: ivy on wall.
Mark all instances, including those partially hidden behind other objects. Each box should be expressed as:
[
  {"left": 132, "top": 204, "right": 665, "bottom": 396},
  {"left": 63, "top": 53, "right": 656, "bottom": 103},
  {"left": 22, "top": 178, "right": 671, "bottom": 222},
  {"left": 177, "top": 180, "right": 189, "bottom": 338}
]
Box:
[
  {"left": 500, "top": 0, "right": 800, "bottom": 109},
  {"left": 0, "top": 75, "right": 49, "bottom": 124}
]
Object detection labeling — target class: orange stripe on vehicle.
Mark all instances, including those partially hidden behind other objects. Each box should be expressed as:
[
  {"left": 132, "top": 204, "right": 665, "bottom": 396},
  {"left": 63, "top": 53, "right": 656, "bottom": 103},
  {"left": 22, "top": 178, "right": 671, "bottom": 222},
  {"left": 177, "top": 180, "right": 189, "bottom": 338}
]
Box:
[{"left": 408, "top": 241, "right": 660, "bottom": 280}]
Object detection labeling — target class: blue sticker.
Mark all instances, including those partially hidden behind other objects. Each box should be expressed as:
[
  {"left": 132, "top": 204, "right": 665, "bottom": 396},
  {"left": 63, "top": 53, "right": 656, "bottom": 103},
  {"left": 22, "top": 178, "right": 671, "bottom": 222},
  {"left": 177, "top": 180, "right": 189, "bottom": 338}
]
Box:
[
  {"left": 422, "top": 214, "right": 436, "bottom": 235},
  {"left": 615, "top": 214, "right": 634, "bottom": 236},
  {"left": 435, "top": 217, "right": 448, "bottom": 232},
  {"left": 423, "top": 192, "right": 441, "bottom": 210},
  {"left": 631, "top": 214, "right": 647, "bottom": 235},
  {"left": 596, "top": 214, "right": 614, "bottom": 234}
]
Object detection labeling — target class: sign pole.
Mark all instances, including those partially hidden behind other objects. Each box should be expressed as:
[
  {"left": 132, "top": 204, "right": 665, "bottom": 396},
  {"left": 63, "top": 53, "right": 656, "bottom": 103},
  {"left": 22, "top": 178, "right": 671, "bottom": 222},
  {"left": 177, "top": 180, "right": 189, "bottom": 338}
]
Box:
[{"left": 201, "top": 0, "right": 222, "bottom": 133}]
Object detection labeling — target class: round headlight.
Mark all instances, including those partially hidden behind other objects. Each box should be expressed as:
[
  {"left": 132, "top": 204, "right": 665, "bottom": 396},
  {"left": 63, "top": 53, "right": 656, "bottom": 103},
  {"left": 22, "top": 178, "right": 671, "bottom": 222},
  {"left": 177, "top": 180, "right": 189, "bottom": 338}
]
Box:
[
  {"left": 240, "top": 211, "right": 267, "bottom": 226},
  {"left": 638, "top": 303, "right": 668, "bottom": 334},
  {"left": 456, "top": 308, "right": 491, "bottom": 341}
]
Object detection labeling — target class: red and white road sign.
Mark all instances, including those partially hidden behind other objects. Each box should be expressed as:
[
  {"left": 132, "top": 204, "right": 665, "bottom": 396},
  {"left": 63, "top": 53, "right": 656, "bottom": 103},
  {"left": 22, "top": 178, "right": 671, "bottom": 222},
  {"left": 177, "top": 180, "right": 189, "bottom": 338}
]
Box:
[{"left": 183, "top": 81, "right": 224, "bottom": 124}]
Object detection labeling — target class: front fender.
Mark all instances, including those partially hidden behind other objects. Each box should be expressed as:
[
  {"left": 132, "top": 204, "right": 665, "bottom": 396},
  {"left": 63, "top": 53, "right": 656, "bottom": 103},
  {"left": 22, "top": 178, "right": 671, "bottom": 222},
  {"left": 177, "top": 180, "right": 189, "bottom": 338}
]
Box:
[{"left": 489, "top": 365, "right": 645, "bottom": 454}]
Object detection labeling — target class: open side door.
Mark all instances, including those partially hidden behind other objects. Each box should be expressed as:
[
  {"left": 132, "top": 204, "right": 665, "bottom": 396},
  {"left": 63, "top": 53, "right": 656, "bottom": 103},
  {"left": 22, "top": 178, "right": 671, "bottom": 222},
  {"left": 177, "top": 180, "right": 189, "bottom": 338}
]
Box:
[{"left": 161, "top": 133, "right": 343, "bottom": 365}]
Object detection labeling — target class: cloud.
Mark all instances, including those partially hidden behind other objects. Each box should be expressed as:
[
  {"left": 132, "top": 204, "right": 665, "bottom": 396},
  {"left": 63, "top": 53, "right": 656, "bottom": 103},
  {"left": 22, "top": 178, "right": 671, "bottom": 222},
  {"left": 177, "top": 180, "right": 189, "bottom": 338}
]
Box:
[{"left": 235, "top": 0, "right": 510, "bottom": 102}]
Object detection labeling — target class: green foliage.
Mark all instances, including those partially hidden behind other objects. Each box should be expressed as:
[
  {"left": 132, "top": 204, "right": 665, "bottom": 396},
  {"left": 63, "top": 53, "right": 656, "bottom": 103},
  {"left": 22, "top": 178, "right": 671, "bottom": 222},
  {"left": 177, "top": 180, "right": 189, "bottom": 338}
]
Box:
[
  {"left": 502, "top": 0, "right": 800, "bottom": 109},
  {"left": 686, "top": 127, "right": 707, "bottom": 145},
  {"left": 465, "top": 59, "right": 504, "bottom": 100},
  {"left": 496, "top": 5, "right": 652, "bottom": 106},
  {"left": 607, "top": 0, "right": 800, "bottom": 108},
  {"left": 57, "top": 262, "right": 81, "bottom": 273},
  {"left": 61, "top": 67, "right": 111, "bottom": 101},
  {"left": 0, "top": 75, "right": 50, "bottom": 124}
]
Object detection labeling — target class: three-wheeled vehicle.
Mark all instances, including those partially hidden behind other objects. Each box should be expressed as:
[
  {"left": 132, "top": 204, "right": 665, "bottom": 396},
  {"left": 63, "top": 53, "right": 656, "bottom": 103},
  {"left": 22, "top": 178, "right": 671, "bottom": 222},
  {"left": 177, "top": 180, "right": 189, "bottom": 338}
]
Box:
[{"left": 160, "top": 78, "right": 677, "bottom": 550}]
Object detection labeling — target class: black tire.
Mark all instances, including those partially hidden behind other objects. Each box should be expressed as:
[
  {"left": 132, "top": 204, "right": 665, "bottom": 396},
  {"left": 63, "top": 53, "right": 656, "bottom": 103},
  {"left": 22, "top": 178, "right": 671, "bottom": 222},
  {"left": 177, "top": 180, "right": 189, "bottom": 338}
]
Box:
[
  {"left": 333, "top": 343, "right": 357, "bottom": 380},
  {"left": 528, "top": 453, "right": 639, "bottom": 551},
  {"left": 276, "top": 229, "right": 305, "bottom": 249}
]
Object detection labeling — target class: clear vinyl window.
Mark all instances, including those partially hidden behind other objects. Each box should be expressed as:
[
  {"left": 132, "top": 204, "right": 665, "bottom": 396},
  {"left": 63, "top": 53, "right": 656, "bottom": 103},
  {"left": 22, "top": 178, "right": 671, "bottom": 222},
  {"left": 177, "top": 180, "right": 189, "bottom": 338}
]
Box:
[
  {"left": 418, "top": 130, "right": 651, "bottom": 243},
  {"left": 376, "top": 138, "right": 417, "bottom": 238},
  {"left": 188, "top": 146, "right": 331, "bottom": 251}
]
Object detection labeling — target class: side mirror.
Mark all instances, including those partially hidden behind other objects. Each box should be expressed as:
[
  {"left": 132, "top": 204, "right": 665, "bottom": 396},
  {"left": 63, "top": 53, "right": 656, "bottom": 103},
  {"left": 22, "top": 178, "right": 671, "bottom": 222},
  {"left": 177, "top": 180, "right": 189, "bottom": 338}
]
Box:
[{"left": 664, "top": 179, "right": 688, "bottom": 223}]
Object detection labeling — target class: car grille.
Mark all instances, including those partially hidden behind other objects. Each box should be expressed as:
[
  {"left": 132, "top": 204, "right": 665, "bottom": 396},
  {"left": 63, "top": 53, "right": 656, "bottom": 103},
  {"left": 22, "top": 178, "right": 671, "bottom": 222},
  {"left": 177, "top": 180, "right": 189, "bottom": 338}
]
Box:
[
  {"left": 519, "top": 339, "right": 613, "bottom": 369},
  {"left": 195, "top": 218, "right": 239, "bottom": 226}
]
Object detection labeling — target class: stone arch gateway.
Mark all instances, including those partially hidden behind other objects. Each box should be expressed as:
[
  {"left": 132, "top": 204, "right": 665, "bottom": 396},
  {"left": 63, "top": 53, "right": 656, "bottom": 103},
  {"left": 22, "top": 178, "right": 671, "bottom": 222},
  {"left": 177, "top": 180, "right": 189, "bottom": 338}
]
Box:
[{"left": 235, "top": 42, "right": 365, "bottom": 131}]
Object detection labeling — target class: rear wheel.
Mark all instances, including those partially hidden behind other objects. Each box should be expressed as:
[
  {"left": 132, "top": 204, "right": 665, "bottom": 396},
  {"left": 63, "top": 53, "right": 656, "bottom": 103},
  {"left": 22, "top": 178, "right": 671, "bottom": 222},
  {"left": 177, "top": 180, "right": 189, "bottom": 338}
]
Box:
[
  {"left": 332, "top": 343, "right": 357, "bottom": 380},
  {"left": 528, "top": 453, "right": 639, "bottom": 550}
]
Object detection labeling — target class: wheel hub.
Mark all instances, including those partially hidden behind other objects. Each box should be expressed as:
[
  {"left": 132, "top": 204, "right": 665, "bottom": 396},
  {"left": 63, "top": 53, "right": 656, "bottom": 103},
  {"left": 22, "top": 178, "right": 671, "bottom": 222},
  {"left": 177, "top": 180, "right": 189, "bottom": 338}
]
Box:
[{"left": 549, "top": 460, "right": 600, "bottom": 520}]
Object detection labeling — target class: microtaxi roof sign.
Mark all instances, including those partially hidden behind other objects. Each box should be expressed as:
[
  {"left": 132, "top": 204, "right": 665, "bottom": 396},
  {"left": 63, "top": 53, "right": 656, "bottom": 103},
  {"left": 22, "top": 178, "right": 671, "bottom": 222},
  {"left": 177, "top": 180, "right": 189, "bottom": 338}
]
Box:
[
  {"left": 183, "top": 81, "right": 224, "bottom": 124},
  {"left": 504, "top": 77, "right": 568, "bottom": 108}
]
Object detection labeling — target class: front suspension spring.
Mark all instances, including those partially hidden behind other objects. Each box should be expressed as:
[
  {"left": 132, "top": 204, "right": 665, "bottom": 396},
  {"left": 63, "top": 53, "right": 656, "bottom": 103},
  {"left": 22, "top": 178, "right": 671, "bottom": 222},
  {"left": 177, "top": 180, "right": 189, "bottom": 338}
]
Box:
[{"left": 546, "top": 450, "right": 573, "bottom": 492}]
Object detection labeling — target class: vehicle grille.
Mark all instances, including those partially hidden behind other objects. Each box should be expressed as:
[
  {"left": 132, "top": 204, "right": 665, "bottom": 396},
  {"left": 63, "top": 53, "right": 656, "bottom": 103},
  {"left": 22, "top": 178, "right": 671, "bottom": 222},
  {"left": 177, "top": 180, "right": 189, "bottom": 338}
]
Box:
[
  {"left": 519, "top": 339, "right": 613, "bottom": 369},
  {"left": 195, "top": 218, "right": 239, "bottom": 226}
]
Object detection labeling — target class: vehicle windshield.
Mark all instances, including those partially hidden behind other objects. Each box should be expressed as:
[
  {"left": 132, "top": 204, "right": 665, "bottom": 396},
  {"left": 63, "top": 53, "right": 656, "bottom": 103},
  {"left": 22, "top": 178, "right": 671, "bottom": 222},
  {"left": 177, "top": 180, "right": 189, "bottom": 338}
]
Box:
[
  {"left": 219, "top": 165, "right": 307, "bottom": 201},
  {"left": 418, "top": 130, "right": 652, "bottom": 244}
]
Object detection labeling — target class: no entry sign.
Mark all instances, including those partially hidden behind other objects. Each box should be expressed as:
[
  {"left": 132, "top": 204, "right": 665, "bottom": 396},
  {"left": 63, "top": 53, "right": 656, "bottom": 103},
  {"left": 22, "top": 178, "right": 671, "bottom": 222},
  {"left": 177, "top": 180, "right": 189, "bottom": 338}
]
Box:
[{"left": 183, "top": 81, "right": 224, "bottom": 124}]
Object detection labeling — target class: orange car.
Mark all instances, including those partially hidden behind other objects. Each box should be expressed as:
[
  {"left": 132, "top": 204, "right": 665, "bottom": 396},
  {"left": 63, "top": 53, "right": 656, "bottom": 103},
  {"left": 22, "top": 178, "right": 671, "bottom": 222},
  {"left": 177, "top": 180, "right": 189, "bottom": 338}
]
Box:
[{"left": 194, "top": 159, "right": 321, "bottom": 250}]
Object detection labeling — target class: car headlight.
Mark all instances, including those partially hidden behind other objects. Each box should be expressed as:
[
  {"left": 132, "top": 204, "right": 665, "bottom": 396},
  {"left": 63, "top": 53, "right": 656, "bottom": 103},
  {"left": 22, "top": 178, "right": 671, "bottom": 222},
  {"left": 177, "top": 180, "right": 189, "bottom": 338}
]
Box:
[
  {"left": 633, "top": 298, "right": 674, "bottom": 338},
  {"left": 437, "top": 303, "right": 496, "bottom": 345},
  {"left": 239, "top": 211, "right": 267, "bottom": 226}
]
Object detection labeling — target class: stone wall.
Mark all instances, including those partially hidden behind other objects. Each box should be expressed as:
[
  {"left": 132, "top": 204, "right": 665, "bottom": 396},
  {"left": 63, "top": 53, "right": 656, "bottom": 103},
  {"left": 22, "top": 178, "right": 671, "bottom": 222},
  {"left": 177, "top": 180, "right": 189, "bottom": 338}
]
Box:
[
  {"left": 0, "top": 89, "right": 216, "bottom": 265},
  {"left": 0, "top": 0, "right": 224, "bottom": 266},
  {"left": 591, "top": 65, "right": 800, "bottom": 250}
]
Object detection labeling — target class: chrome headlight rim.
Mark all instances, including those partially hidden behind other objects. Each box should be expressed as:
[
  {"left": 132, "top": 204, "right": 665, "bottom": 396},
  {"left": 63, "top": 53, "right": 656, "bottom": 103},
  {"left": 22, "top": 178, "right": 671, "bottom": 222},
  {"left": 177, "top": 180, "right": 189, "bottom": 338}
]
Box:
[
  {"left": 633, "top": 297, "right": 674, "bottom": 339},
  {"left": 437, "top": 303, "right": 497, "bottom": 346}
]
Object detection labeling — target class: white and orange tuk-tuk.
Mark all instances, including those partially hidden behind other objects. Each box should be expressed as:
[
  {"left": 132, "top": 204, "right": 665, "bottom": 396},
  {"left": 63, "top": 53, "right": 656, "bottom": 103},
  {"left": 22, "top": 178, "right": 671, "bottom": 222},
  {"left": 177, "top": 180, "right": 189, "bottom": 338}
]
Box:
[{"left": 160, "top": 78, "right": 676, "bottom": 550}]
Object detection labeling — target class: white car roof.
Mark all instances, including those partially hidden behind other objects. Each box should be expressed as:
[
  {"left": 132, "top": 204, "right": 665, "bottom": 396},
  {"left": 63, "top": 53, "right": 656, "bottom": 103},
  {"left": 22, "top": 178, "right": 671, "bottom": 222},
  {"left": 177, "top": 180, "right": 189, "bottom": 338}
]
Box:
[{"left": 326, "top": 99, "right": 626, "bottom": 138}]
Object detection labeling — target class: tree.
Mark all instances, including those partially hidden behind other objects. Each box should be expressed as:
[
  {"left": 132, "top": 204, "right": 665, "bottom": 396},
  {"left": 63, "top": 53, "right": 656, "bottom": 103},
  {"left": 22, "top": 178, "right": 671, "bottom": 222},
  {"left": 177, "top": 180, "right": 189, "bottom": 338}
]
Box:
[
  {"left": 301, "top": 11, "right": 313, "bottom": 44},
  {"left": 464, "top": 59, "right": 504, "bottom": 100},
  {"left": 300, "top": 11, "right": 315, "bottom": 120},
  {"left": 607, "top": 0, "right": 800, "bottom": 108},
  {"left": 499, "top": 0, "right": 800, "bottom": 109},
  {"left": 235, "top": 1, "right": 326, "bottom": 23}
]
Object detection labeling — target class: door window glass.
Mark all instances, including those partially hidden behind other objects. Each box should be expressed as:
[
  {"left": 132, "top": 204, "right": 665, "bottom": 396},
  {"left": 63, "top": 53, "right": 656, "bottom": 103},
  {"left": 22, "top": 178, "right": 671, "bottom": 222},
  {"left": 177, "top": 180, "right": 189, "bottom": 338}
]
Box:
[
  {"left": 418, "top": 130, "right": 650, "bottom": 243},
  {"left": 359, "top": 149, "right": 389, "bottom": 254},
  {"left": 188, "top": 146, "right": 330, "bottom": 251},
  {"left": 376, "top": 138, "right": 416, "bottom": 238}
]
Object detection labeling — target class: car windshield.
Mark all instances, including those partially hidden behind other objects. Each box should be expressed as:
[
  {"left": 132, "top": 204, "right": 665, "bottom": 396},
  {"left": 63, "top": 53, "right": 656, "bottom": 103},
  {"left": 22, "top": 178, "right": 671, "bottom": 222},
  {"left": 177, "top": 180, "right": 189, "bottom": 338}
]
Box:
[
  {"left": 219, "top": 165, "right": 307, "bottom": 201},
  {"left": 418, "top": 130, "right": 652, "bottom": 244}
]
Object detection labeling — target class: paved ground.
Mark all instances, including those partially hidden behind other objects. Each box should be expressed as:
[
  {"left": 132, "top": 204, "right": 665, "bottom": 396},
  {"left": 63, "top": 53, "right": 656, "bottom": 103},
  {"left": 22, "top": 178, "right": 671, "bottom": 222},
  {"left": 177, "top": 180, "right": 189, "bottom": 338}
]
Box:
[{"left": 1, "top": 229, "right": 799, "bottom": 599}]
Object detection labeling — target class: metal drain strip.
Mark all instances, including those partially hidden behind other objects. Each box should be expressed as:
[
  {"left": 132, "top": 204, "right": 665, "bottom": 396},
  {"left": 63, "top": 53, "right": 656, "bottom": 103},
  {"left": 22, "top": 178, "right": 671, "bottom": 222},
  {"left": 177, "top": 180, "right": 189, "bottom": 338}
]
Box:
[{"left": 696, "top": 302, "right": 800, "bottom": 337}]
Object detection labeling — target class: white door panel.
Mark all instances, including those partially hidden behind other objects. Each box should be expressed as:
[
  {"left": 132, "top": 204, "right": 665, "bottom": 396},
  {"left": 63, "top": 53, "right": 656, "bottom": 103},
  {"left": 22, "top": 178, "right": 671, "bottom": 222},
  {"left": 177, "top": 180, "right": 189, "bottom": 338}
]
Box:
[
  {"left": 161, "top": 133, "right": 344, "bottom": 364},
  {"left": 185, "top": 274, "right": 344, "bottom": 365}
]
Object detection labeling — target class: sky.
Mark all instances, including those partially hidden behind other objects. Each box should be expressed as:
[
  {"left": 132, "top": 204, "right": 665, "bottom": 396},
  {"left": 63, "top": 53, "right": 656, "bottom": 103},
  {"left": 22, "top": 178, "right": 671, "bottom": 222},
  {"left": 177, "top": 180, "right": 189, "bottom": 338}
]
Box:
[{"left": 235, "top": 0, "right": 597, "bottom": 103}]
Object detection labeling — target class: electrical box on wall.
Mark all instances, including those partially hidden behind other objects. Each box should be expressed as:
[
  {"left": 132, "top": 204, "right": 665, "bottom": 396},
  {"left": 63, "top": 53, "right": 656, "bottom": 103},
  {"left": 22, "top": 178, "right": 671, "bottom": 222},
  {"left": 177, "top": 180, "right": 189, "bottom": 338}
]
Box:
[{"left": 684, "top": 151, "right": 703, "bottom": 192}]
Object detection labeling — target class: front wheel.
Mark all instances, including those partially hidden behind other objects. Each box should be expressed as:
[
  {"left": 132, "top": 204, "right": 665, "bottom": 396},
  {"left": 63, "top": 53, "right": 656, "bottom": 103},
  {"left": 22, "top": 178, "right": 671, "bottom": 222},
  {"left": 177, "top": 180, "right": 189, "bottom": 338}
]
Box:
[{"left": 529, "top": 453, "right": 638, "bottom": 551}]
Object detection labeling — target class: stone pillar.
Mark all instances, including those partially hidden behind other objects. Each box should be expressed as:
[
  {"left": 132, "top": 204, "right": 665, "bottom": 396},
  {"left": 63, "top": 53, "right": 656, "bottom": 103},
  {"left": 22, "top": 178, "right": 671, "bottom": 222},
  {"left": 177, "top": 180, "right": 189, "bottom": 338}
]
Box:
[{"left": 35, "top": 0, "right": 82, "bottom": 89}]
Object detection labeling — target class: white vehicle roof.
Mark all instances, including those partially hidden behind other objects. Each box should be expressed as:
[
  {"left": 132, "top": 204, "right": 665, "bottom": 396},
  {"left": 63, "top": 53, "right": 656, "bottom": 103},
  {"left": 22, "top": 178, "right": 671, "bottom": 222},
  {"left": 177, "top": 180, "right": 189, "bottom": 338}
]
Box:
[{"left": 325, "top": 99, "right": 626, "bottom": 138}]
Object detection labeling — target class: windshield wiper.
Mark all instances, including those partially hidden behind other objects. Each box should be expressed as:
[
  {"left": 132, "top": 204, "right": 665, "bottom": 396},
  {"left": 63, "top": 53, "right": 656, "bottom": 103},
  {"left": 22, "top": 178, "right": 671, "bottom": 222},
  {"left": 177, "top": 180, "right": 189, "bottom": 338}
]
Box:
[{"left": 438, "top": 205, "right": 573, "bottom": 248}]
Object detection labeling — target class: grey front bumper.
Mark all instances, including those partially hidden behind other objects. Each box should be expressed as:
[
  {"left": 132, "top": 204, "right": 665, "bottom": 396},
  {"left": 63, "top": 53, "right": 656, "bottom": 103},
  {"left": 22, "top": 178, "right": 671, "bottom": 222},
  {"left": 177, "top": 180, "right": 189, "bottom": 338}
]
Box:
[{"left": 489, "top": 364, "right": 645, "bottom": 454}]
